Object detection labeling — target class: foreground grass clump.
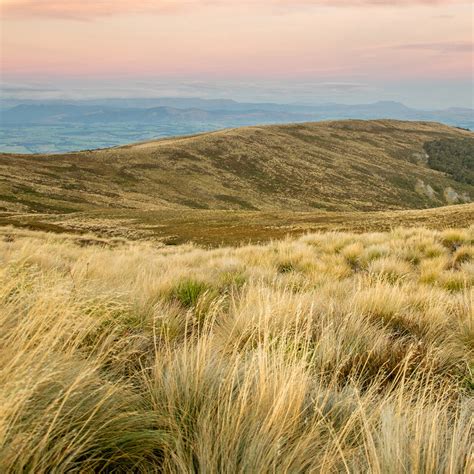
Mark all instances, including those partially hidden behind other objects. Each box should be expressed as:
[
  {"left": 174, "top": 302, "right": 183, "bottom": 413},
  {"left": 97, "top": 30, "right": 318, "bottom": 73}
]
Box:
[
  {"left": 170, "top": 279, "right": 212, "bottom": 308},
  {"left": 0, "top": 226, "right": 472, "bottom": 472}
]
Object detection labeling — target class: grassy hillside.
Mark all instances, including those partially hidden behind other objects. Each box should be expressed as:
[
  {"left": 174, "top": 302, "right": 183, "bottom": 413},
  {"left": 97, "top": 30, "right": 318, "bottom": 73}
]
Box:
[
  {"left": 1, "top": 120, "right": 472, "bottom": 215},
  {"left": 1, "top": 225, "right": 472, "bottom": 472}
]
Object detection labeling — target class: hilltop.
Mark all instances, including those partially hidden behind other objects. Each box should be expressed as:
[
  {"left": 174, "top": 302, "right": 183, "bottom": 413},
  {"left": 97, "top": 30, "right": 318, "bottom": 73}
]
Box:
[{"left": 1, "top": 120, "right": 472, "bottom": 215}]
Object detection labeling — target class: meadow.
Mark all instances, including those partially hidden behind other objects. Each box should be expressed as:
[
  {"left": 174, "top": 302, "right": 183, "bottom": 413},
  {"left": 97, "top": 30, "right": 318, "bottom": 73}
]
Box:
[{"left": 1, "top": 225, "right": 472, "bottom": 472}]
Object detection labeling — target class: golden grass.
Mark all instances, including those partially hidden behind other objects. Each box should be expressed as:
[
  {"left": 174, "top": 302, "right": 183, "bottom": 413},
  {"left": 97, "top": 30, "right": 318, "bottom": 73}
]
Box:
[{"left": 0, "top": 226, "right": 472, "bottom": 472}]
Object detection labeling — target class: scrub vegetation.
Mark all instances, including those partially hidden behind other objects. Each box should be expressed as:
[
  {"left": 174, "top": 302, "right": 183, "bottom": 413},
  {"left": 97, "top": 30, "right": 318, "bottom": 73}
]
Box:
[{"left": 425, "top": 137, "right": 474, "bottom": 185}]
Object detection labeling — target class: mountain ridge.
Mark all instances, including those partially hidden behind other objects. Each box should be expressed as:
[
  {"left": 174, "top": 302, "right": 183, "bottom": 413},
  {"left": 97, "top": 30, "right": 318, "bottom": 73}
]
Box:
[{"left": 3, "top": 100, "right": 472, "bottom": 125}]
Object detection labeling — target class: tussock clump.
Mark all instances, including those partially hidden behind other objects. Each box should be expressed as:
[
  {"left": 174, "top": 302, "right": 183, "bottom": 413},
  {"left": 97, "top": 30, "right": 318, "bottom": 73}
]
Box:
[
  {"left": 276, "top": 260, "right": 297, "bottom": 274},
  {"left": 419, "top": 256, "right": 449, "bottom": 284},
  {"left": 341, "top": 242, "right": 364, "bottom": 271},
  {"left": 169, "top": 279, "right": 213, "bottom": 308},
  {"left": 367, "top": 257, "right": 413, "bottom": 283},
  {"left": 452, "top": 245, "right": 473, "bottom": 269},
  {"left": 438, "top": 270, "right": 472, "bottom": 292},
  {"left": 352, "top": 283, "right": 408, "bottom": 321},
  {"left": 218, "top": 270, "right": 247, "bottom": 291},
  {"left": 441, "top": 228, "right": 471, "bottom": 251},
  {"left": 360, "top": 243, "right": 391, "bottom": 267},
  {"left": 0, "top": 226, "right": 472, "bottom": 472}
]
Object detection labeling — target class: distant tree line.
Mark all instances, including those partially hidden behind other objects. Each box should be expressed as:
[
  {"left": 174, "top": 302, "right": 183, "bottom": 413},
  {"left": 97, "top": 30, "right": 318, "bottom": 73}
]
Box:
[{"left": 424, "top": 138, "right": 474, "bottom": 185}]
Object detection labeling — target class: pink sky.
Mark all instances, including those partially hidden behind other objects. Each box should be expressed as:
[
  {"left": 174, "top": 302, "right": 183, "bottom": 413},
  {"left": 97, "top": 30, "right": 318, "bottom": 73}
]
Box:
[{"left": 0, "top": 0, "right": 472, "bottom": 108}]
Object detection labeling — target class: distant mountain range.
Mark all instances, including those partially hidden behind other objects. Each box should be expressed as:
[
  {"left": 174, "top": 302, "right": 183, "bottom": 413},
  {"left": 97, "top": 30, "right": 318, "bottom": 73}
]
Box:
[
  {"left": 0, "top": 98, "right": 471, "bottom": 153},
  {"left": 2, "top": 99, "right": 473, "bottom": 128},
  {"left": 0, "top": 103, "right": 313, "bottom": 125}
]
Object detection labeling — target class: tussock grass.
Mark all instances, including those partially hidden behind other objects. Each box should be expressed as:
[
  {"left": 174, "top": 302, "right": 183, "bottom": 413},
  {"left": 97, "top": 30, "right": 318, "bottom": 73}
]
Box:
[
  {"left": 169, "top": 279, "right": 212, "bottom": 308},
  {"left": 0, "top": 226, "right": 473, "bottom": 472}
]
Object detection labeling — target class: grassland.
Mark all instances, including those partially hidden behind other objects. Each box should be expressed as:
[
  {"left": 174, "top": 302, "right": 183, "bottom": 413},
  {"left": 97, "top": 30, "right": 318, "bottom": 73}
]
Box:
[
  {"left": 0, "top": 224, "right": 473, "bottom": 472},
  {"left": 0, "top": 203, "right": 473, "bottom": 246},
  {"left": 1, "top": 120, "right": 472, "bottom": 217},
  {"left": 1, "top": 120, "right": 473, "bottom": 471}
]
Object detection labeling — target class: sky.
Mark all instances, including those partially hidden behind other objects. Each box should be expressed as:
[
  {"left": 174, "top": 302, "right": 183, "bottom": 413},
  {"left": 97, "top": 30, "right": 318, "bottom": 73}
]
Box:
[{"left": 0, "top": 0, "right": 473, "bottom": 108}]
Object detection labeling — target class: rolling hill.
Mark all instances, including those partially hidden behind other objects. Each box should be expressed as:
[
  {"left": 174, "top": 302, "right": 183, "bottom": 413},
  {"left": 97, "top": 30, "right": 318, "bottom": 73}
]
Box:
[
  {"left": 1, "top": 119, "right": 473, "bottom": 244},
  {"left": 1, "top": 119, "right": 473, "bottom": 213}
]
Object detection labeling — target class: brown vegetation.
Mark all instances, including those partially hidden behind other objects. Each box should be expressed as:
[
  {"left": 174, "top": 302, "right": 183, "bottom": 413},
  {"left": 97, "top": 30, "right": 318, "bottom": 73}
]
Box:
[{"left": 1, "top": 202, "right": 472, "bottom": 246}]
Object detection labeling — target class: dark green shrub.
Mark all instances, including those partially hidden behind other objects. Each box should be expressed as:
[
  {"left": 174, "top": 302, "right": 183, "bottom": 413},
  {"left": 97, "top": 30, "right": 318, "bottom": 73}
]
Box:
[{"left": 424, "top": 138, "right": 474, "bottom": 185}]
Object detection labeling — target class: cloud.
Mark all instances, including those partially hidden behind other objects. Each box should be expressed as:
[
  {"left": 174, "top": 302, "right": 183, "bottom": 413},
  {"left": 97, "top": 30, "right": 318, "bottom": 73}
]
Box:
[
  {"left": 0, "top": 0, "right": 468, "bottom": 20},
  {"left": 0, "top": 1, "right": 201, "bottom": 20},
  {"left": 275, "top": 0, "right": 467, "bottom": 4},
  {"left": 392, "top": 41, "right": 473, "bottom": 53},
  {"left": 1, "top": 84, "right": 58, "bottom": 93},
  {"left": 0, "top": 77, "right": 373, "bottom": 102}
]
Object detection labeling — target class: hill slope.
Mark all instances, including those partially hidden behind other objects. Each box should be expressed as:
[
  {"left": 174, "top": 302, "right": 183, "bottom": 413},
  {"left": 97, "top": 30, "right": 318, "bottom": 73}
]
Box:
[{"left": 1, "top": 120, "right": 472, "bottom": 214}]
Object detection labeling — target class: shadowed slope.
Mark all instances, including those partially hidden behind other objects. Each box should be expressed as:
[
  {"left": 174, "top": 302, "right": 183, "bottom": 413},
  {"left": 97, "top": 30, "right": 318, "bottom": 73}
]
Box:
[{"left": 1, "top": 203, "right": 473, "bottom": 246}]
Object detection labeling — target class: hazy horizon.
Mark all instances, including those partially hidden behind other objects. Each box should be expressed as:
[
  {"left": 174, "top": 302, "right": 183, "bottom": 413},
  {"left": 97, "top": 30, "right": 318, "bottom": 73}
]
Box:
[{"left": 1, "top": 0, "right": 473, "bottom": 110}]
